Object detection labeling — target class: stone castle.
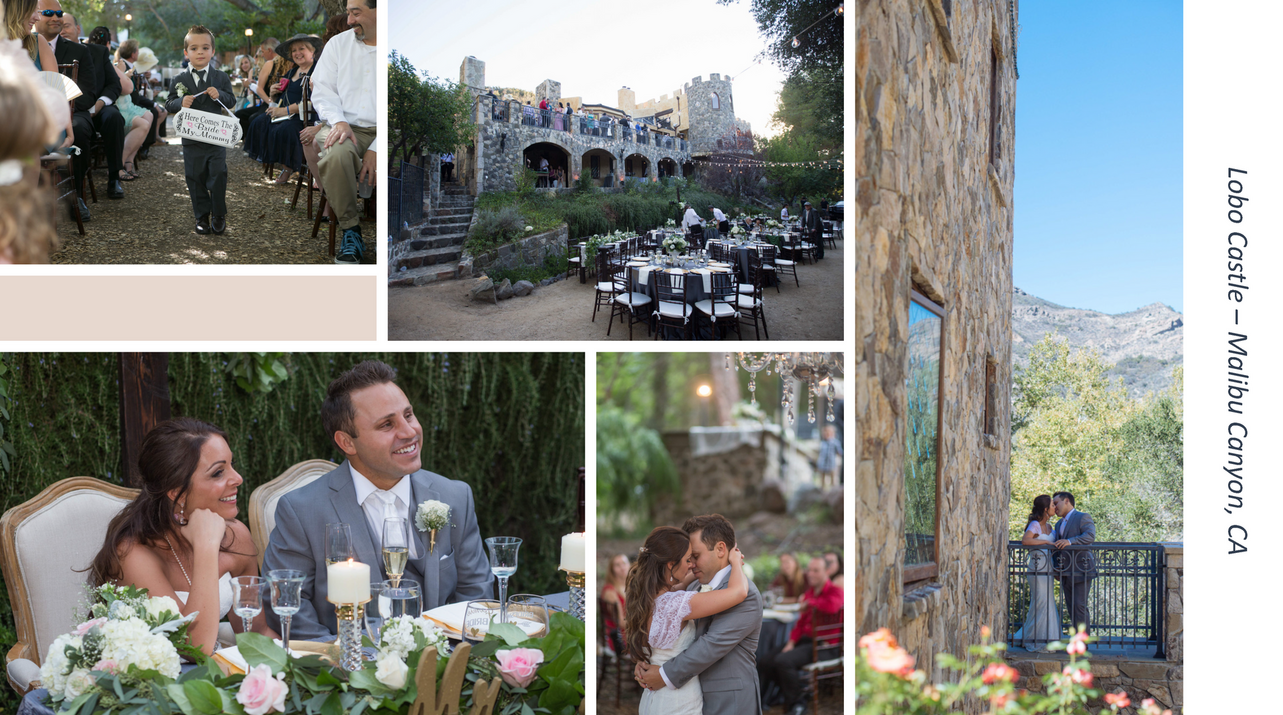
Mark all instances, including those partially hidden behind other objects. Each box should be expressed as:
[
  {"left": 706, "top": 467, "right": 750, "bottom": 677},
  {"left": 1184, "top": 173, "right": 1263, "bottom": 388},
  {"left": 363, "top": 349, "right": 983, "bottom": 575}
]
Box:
[
  {"left": 451, "top": 56, "right": 754, "bottom": 195},
  {"left": 857, "top": 2, "right": 1183, "bottom": 711}
]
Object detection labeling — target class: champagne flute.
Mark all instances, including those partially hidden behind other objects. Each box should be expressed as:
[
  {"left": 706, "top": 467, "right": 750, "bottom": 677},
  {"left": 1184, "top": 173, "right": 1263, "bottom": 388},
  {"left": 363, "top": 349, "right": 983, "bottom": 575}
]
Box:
[
  {"left": 326, "top": 523, "right": 354, "bottom": 566},
  {"left": 231, "top": 575, "right": 264, "bottom": 636},
  {"left": 484, "top": 537, "right": 522, "bottom": 623},
  {"left": 383, "top": 517, "right": 410, "bottom": 588},
  {"left": 268, "top": 569, "right": 304, "bottom": 655}
]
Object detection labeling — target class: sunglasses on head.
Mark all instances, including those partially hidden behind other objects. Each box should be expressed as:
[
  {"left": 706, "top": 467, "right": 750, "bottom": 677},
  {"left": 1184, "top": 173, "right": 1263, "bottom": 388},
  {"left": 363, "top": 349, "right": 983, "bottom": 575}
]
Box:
[{"left": 40, "top": 9, "right": 65, "bottom": 17}]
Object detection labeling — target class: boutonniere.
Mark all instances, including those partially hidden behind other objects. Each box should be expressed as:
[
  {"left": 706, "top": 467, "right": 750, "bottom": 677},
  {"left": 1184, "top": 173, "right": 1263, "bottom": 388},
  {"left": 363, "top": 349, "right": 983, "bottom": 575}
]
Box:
[
  {"left": 174, "top": 81, "right": 189, "bottom": 97},
  {"left": 415, "top": 500, "right": 452, "bottom": 554}
]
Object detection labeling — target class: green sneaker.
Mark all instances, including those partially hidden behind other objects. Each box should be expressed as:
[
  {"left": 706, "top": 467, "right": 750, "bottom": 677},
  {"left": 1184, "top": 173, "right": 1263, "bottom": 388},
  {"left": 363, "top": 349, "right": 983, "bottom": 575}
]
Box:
[{"left": 335, "top": 227, "right": 364, "bottom": 265}]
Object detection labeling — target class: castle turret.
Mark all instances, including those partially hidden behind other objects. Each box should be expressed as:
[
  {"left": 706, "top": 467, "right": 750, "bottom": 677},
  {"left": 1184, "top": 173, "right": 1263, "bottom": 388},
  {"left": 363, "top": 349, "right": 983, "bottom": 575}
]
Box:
[
  {"left": 460, "top": 56, "right": 485, "bottom": 94},
  {"left": 536, "top": 79, "right": 562, "bottom": 104},
  {"left": 617, "top": 86, "right": 637, "bottom": 114},
  {"left": 684, "top": 73, "right": 738, "bottom": 155}
]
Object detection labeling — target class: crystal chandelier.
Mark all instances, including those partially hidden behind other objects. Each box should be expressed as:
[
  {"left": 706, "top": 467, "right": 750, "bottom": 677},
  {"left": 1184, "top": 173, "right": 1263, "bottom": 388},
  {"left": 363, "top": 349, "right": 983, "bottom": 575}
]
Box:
[{"left": 725, "top": 353, "right": 843, "bottom": 424}]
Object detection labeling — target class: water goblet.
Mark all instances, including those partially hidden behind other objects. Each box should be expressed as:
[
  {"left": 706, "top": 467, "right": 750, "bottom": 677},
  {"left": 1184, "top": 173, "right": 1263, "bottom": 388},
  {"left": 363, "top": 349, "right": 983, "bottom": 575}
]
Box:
[
  {"left": 364, "top": 581, "right": 385, "bottom": 645},
  {"left": 268, "top": 569, "right": 305, "bottom": 654},
  {"left": 231, "top": 575, "right": 264, "bottom": 636},
  {"left": 484, "top": 537, "right": 522, "bottom": 623},
  {"left": 462, "top": 600, "right": 503, "bottom": 644},
  {"left": 383, "top": 516, "right": 410, "bottom": 588},
  {"left": 507, "top": 594, "right": 549, "bottom": 638},
  {"left": 326, "top": 523, "right": 355, "bottom": 566},
  {"left": 379, "top": 579, "right": 421, "bottom": 621}
]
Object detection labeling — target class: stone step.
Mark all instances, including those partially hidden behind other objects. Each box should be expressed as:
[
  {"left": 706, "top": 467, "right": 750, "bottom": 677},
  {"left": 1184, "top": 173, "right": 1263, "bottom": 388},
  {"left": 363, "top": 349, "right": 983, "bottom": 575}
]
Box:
[
  {"left": 433, "top": 205, "right": 473, "bottom": 217},
  {"left": 427, "top": 213, "right": 470, "bottom": 225},
  {"left": 407, "top": 232, "right": 467, "bottom": 251},
  {"left": 438, "top": 196, "right": 474, "bottom": 207},
  {"left": 420, "top": 221, "right": 470, "bottom": 236},
  {"left": 389, "top": 261, "right": 463, "bottom": 287},
  {"left": 397, "top": 245, "right": 463, "bottom": 269}
]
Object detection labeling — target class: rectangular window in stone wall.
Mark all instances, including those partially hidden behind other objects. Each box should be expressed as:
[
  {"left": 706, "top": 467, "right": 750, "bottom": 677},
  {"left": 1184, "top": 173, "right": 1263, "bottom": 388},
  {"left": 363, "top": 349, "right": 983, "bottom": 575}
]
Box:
[
  {"left": 989, "top": 44, "right": 1002, "bottom": 166},
  {"left": 904, "top": 290, "right": 943, "bottom": 580},
  {"left": 984, "top": 355, "right": 998, "bottom": 439}
]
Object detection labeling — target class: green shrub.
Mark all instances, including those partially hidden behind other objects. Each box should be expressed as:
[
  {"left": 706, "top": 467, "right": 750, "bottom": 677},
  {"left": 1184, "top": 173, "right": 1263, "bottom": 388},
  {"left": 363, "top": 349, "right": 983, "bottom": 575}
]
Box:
[
  {"left": 467, "top": 205, "right": 526, "bottom": 252},
  {"left": 574, "top": 171, "right": 596, "bottom": 194},
  {"left": 490, "top": 249, "right": 570, "bottom": 286},
  {"left": 514, "top": 167, "right": 538, "bottom": 198}
]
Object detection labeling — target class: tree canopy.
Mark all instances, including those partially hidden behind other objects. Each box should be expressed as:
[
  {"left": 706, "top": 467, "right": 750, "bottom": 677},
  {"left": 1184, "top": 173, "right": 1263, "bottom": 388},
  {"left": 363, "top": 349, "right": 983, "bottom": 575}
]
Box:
[{"left": 389, "top": 51, "right": 475, "bottom": 166}]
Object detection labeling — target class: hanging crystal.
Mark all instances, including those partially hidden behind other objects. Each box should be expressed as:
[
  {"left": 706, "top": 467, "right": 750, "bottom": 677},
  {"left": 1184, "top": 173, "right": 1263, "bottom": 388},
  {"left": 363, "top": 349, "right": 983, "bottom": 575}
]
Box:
[
  {"left": 808, "top": 381, "right": 817, "bottom": 423},
  {"left": 826, "top": 381, "right": 836, "bottom": 422},
  {"left": 748, "top": 374, "right": 757, "bottom": 405}
]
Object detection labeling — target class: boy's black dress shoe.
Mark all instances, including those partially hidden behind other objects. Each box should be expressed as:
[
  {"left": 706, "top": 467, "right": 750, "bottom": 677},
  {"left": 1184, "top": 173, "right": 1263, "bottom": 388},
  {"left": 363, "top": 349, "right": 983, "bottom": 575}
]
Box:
[
  {"left": 211, "top": 215, "right": 226, "bottom": 235},
  {"left": 195, "top": 214, "right": 211, "bottom": 235},
  {"left": 72, "top": 198, "right": 92, "bottom": 222},
  {"left": 108, "top": 179, "right": 124, "bottom": 199}
]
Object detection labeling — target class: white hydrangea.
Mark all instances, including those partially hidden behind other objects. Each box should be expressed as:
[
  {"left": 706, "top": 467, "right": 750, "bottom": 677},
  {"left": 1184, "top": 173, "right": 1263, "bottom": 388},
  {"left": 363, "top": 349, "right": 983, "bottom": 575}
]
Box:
[
  {"left": 97, "top": 617, "right": 181, "bottom": 678},
  {"left": 39, "top": 633, "right": 82, "bottom": 698},
  {"left": 143, "top": 595, "right": 182, "bottom": 622},
  {"left": 62, "top": 668, "right": 96, "bottom": 700},
  {"left": 107, "top": 601, "right": 136, "bottom": 620},
  {"left": 378, "top": 615, "right": 448, "bottom": 661}
]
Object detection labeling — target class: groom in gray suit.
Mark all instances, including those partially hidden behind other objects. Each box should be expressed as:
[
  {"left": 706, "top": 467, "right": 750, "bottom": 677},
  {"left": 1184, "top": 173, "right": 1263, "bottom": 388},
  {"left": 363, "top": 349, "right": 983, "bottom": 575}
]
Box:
[
  {"left": 636, "top": 514, "right": 764, "bottom": 715},
  {"left": 264, "top": 360, "right": 493, "bottom": 639},
  {"left": 1051, "top": 491, "right": 1096, "bottom": 635}
]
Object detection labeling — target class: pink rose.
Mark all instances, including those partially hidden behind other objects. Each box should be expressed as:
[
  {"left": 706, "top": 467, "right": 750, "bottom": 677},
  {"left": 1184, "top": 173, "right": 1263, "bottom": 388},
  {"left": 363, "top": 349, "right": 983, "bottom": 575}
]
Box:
[
  {"left": 495, "top": 648, "right": 543, "bottom": 689},
  {"left": 75, "top": 618, "right": 108, "bottom": 636},
  {"left": 236, "top": 663, "right": 288, "bottom": 715},
  {"left": 92, "top": 659, "right": 119, "bottom": 674}
]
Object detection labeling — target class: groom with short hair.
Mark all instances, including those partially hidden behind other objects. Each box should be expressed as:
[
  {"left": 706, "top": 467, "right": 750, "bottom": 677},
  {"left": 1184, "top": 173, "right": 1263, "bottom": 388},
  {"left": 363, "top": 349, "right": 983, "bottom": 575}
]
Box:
[
  {"left": 1051, "top": 491, "right": 1096, "bottom": 635},
  {"left": 263, "top": 360, "right": 492, "bottom": 638},
  {"left": 636, "top": 514, "right": 763, "bottom": 715}
]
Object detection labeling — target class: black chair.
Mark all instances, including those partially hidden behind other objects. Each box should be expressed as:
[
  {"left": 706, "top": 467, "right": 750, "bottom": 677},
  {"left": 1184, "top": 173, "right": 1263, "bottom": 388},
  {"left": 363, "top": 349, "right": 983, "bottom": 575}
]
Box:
[
  {"left": 758, "top": 244, "right": 781, "bottom": 293},
  {"left": 654, "top": 271, "right": 694, "bottom": 340},
  {"left": 607, "top": 263, "right": 651, "bottom": 340},
  {"left": 694, "top": 271, "right": 741, "bottom": 340},
  {"left": 567, "top": 234, "right": 584, "bottom": 281},
  {"left": 776, "top": 238, "right": 801, "bottom": 288},
  {"left": 737, "top": 253, "right": 770, "bottom": 340},
  {"left": 591, "top": 249, "right": 616, "bottom": 322},
  {"left": 597, "top": 596, "right": 629, "bottom": 707}
]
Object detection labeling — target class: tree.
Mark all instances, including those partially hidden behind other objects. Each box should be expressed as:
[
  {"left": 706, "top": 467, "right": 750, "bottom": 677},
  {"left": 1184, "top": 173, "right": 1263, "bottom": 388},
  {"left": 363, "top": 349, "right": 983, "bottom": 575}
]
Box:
[
  {"left": 388, "top": 51, "right": 474, "bottom": 166},
  {"left": 760, "top": 130, "right": 841, "bottom": 206}
]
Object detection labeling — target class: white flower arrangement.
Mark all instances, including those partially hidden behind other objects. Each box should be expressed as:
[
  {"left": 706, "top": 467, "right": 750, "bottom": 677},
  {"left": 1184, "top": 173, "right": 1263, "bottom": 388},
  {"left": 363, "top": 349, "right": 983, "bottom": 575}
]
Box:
[
  {"left": 40, "top": 585, "right": 195, "bottom": 706},
  {"left": 661, "top": 234, "right": 688, "bottom": 255},
  {"left": 665, "top": 218, "right": 677, "bottom": 228},
  {"left": 174, "top": 81, "right": 189, "bottom": 97},
  {"left": 415, "top": 499, "right": 451, "bottom": 553},
  {"left": 378, "top": 614, "right": 449, "bottom": 663},
  {"left": 730, "top": 224, "right": 747, "bottom": 236}
]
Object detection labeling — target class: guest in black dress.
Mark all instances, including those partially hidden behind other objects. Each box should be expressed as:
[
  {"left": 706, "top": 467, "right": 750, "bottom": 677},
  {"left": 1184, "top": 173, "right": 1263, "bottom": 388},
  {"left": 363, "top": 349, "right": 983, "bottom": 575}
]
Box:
[{"left": 245, "top": 34, "right": 319, "bottom": 184}]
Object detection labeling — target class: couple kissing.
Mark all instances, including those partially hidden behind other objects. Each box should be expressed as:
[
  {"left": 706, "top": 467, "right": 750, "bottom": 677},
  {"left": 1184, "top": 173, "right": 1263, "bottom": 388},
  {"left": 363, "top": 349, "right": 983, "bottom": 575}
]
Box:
[{"left": 627, "top": 515, "right": 763, "bottom": 715}]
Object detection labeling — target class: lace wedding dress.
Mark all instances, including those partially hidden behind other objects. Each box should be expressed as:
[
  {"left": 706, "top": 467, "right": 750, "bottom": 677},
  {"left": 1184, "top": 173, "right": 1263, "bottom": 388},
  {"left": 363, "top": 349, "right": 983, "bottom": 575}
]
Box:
[
  {"left": 639, "top": 589, "right": 702, "bottom": 715},
  {"left": 1013, "top": 522, "right": 1061, "bottom": 650}
]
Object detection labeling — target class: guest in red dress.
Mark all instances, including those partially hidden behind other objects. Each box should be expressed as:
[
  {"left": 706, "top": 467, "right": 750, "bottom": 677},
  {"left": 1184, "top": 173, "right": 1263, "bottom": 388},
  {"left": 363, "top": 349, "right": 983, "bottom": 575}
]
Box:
[{"left": 600, "top": 553, "right": 628, "bottom": 654}]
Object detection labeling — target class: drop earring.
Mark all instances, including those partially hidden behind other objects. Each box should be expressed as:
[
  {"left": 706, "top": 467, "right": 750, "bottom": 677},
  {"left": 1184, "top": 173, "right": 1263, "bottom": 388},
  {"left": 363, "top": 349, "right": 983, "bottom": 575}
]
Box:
[{"left": 176, "top": 503, "right": 188, "bottom": 526}]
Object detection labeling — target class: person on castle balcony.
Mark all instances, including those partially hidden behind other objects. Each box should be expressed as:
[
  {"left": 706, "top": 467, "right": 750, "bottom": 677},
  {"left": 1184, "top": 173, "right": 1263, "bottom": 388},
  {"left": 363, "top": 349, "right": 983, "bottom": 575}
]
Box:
[
  {"left": 1013, "top": 494, "right": 1061, "bottom": 652},
  {"left": 1051, "top": 491, "right": 1096, "bottom": 637},
  {"left": 311, "top": 0, "right": 378, "bottom": 265}
]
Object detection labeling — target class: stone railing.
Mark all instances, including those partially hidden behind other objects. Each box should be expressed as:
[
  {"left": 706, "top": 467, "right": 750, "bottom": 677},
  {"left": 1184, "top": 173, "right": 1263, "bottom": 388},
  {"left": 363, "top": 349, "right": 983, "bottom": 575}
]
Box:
[{"left": 460, "top": 224, "right": 568, "bottom": 278}]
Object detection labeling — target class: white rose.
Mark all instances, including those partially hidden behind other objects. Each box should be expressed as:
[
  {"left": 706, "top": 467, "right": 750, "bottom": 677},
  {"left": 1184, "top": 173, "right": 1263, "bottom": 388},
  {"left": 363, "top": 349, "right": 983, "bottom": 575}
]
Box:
[
  {"left": 374, "top": 653, "right": 408, "bottom": 690},
  {"left": 144, "top": 596, "right": 182, "bottom": 622},
  {"left": 63, "top": 668, "right": 96, "bottom": 700},
  {"left": 39, "top": 634, "right": 81, "bottom": 698}
]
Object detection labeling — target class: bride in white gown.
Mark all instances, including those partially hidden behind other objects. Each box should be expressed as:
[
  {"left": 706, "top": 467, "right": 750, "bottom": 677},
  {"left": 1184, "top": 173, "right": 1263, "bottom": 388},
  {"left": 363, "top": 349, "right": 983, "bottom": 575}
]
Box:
[
  {"left": 1013, "top": 494, "right": 1062, "bottom": 651},
  {"left": 624, "top": 526, "right": 748, "bottom": 715}
]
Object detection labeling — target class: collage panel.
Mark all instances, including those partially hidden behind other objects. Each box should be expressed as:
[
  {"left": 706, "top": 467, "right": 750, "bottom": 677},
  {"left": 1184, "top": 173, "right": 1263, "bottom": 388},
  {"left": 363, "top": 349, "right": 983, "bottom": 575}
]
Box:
[
  {"left": 386, "top": 0, "right": 844, "bottom": 341},
  {"left": 0, "top": 352, "right": 587, "bottom": 714},
  {"left": 856, "top": 1, "right": 1183, "bottom": 711},
  {"left": 596, "top": 351, "right": 845, "bottom": 714},
  {"left": 3, "top": 0, "right": 377, "bottom": 265}
]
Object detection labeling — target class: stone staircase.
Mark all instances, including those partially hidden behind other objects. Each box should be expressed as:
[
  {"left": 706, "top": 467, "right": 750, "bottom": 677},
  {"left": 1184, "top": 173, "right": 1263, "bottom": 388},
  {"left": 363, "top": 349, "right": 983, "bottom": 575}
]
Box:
[{"left": 389, "top": 181, "right": 474, "bottom": 286}]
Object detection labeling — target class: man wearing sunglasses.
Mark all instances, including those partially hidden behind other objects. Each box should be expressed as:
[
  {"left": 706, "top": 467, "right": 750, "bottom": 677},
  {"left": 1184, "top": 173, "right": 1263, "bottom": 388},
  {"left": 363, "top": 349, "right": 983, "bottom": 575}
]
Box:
[{"left": 37, "top": 0, "right": 127, "bottom": 210}]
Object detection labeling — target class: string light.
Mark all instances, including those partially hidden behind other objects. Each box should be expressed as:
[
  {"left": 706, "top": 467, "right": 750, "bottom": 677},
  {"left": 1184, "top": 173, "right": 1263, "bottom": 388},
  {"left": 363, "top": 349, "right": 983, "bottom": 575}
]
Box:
[{"left": 788, "top": 5, "right": 843, "bottom": 50}]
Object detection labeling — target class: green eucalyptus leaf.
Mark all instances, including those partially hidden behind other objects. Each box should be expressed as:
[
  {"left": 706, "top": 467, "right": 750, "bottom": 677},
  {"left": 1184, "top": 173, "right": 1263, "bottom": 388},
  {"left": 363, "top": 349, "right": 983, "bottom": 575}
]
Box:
[
  {"left": 237, "top": 632, "right": 288, "bottom": 673},
  {"left": 182, "top": 680, "right": 223, "bottom": 715},
  {"left": 488, "top": 621, "right": 529, "bottom": 647}
]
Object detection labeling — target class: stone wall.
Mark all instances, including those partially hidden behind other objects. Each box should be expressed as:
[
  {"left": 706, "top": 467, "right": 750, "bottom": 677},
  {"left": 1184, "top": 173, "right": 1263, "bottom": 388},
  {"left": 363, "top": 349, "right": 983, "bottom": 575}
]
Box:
[
  {"left": 684, "top": 74, "right": 738, "bottom": 156},
  {"left": 855, "top": 0, "right": 1018, "bottom": 692},
  {"left": 650, "top": 431, "right": 768, "bottom": 527},
  {"left": 462, "top": 224, "right": 568, "bottom": 277},
  {"left": 1006, "top": 544, "right": 1184, "bottom": 714}
]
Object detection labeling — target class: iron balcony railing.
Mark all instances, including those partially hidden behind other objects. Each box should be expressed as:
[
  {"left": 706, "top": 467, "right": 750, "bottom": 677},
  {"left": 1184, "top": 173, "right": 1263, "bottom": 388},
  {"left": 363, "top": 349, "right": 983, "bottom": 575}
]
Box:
[{"left": 1007, "top": 542, "right": 1165, "bottom": 658}]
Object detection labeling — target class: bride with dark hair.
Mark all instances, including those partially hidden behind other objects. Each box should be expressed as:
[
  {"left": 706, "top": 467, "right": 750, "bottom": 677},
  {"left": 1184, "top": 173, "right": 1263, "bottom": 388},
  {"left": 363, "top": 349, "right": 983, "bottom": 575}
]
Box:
[
  {"left": 1013, "top": 494, "right": 1062, "bottom": 651},
  {"left": 87, "top": 418, "right": 276, "bottom": 655}
]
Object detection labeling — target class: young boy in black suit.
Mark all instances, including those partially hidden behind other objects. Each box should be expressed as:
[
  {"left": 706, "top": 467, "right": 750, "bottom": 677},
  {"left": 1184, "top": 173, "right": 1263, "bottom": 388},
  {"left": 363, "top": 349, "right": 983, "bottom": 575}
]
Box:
[{"left": 164, "top": 26, "right": 235, "bottom": 235}]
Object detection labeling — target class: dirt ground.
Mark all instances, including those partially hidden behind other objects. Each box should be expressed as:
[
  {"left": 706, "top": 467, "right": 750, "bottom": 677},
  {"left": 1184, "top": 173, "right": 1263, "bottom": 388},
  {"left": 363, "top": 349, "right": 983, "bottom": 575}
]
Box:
[
  {"left": 388, "top": 242, "right": 844, "bottom": 341},
  {"left": 50, "top": 119, "right": 374, "bottom": 264}
]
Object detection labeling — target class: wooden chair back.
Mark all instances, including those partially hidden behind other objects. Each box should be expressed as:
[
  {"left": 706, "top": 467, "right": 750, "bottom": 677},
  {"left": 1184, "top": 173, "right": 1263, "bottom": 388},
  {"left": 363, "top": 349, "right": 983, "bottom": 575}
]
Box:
[{"left": 247, "top": 459, "right": 336, "bottom": 569}]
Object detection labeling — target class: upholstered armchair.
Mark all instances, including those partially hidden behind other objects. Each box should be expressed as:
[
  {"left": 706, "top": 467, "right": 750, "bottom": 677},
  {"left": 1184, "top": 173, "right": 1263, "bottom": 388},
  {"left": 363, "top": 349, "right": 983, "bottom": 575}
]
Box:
[
  {"left": 0, "top": 478, "right": 138, "bottom": 695},
  {"left": 248, "top": 459, "right": 336, "bottom": 570}
]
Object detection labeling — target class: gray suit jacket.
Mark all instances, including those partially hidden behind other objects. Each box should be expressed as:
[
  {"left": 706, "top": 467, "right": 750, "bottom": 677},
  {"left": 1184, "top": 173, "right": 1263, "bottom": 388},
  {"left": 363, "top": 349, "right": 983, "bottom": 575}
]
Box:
[
  {"left": 263, "top": 461, "right": 493, "bottom": 638},
  {"left": 1053, "top": 510, "right": 1097, "bottom": 579},
  {"left": 662, "top": 576, "right": 763, "bottom": 715}
]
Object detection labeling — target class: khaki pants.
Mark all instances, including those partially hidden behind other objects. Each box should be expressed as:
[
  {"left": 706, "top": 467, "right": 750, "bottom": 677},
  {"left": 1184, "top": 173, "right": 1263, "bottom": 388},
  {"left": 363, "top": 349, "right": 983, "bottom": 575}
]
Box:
[{"left": 316, "top": 124, "right": 376, "bottom": 231}]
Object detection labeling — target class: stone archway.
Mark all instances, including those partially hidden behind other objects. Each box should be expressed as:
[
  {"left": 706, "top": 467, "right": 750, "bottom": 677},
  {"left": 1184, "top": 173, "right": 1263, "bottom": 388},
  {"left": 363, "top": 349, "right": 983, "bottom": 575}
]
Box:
[
  {"left": 625, "top": 153, "right": 650, "bottom": 180},
  {"left": 682, "top": 160, "right": 696, "bottom": 178},
  {"left": 580, "top": 148, "right": 616, "bottom": 187},
  {"left": 524, "top": 142, "right": 571, "bottom": 188},
  {"left": 657, "top": 157, "right": 678, "bottom": 179}
]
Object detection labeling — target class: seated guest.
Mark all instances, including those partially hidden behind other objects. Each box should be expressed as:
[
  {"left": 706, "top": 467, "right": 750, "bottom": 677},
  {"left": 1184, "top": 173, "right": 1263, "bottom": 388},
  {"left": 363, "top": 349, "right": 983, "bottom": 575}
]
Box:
[
  {"left": 57, "top": 9, "right": 78, "bottom": 42},
  {"left": 311, "top": 0, "right": 377, "bottom": 264},
  {"left": 86, "top": 418, "right": 278, "bottom": 655},
  {"left": 0, "top": 45, "right": 62, "bottom": 263},
  {"left": 600, "top": 554, "right": 628, "bottom": 655},
  {"left": 125, "top": 46, "right": 166, "bottom": 156},
  {"left": 768, "top": 552, "right": 806, "bottom": 604},
  {"left": 234, "top": 38, "right": 287, "bottom": 137},
  {"left": 108, "top": 38, "right": 154, "bottom": 181},
  {"left": 823, "top": 550, "right": 843, "bottom": 590},
  {"left": 245, "top": 33, "right": 319, "bottom": 185},
  {"left": 231, "top": 54, "right": 255, "bottom": 110},
  {"left": 81, "top": 25, "right": 128, "bottom": 198},
  {"left": 758, "top": 557, "right": 843, "bottom": 715},
  {"left": 298, "top": 13, "right": 353, "bottom": 207},
  {"left": 8, "top": 0, "right": 74, "bottom": 151}
]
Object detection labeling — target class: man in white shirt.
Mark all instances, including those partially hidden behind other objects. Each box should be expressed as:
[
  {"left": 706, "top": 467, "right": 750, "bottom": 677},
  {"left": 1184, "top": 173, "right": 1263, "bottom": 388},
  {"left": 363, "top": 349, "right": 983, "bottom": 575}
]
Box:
[
  {"left": 780, "top": 204, "right": 789, "bottom": 222},
  {"left": 311, "top": 0, "right": 378, "bottom": 264},
  {"left": 710, "top": 205, "right": 729, "bottom": 234},
  {"left": 263, "top": 360, "right": 492, "bottom": 639}
]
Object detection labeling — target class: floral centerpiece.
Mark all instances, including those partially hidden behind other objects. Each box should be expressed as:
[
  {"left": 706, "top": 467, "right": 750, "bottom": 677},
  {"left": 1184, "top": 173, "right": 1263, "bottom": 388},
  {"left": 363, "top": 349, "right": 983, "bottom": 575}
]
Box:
[
  {"left": 661, "top": 234, "right": 688, "bottom": 256},
  {"left": 39, "top": 585, "right": 200, "bottom": 710},
  {"left": 664, "top": 218, "right": 677, "bottom": 228}
]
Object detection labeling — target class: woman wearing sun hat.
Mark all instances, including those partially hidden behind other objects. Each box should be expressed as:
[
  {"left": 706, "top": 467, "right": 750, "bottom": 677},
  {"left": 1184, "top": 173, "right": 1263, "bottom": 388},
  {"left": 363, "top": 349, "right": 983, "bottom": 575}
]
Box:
[{"left": 244, "top": 33, "right": 321, "bottom": 184}]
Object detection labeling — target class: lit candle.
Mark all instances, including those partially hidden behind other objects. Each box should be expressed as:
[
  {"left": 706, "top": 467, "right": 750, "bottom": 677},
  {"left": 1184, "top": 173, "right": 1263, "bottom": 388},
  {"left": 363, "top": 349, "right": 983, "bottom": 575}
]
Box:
[
  {"left": 327, "top": 559, "right": 370, "bottom": 603},
  {"left": 559, "top": 533, "right": 585, "bottom": 573}
]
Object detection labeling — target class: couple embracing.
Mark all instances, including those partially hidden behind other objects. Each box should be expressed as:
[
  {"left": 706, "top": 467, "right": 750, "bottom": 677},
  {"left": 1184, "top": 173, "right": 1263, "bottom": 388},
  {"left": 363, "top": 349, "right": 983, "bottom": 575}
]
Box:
[
  {"left": 84, "top": 359, "right": 491, "bottom": 654},
  {"left": 1014, "top": 491, "right": 1096, "bottom": 651},
  {"left": 627, "top": 515, "right": 764, "bottom": 715}
]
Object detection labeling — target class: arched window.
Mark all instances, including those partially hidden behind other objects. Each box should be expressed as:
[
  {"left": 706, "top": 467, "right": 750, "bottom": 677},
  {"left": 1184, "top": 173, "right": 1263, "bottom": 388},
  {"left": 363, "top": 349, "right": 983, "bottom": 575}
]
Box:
[{"left": 711, "top": 92, "right": 720, "bottom": 110}]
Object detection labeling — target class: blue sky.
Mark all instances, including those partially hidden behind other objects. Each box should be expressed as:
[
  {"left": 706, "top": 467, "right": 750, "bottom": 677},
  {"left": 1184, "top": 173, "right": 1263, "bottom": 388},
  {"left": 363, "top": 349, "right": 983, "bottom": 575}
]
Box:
[{"left": 1014, "top": 2, "right": 1182, "bottom": 314}]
